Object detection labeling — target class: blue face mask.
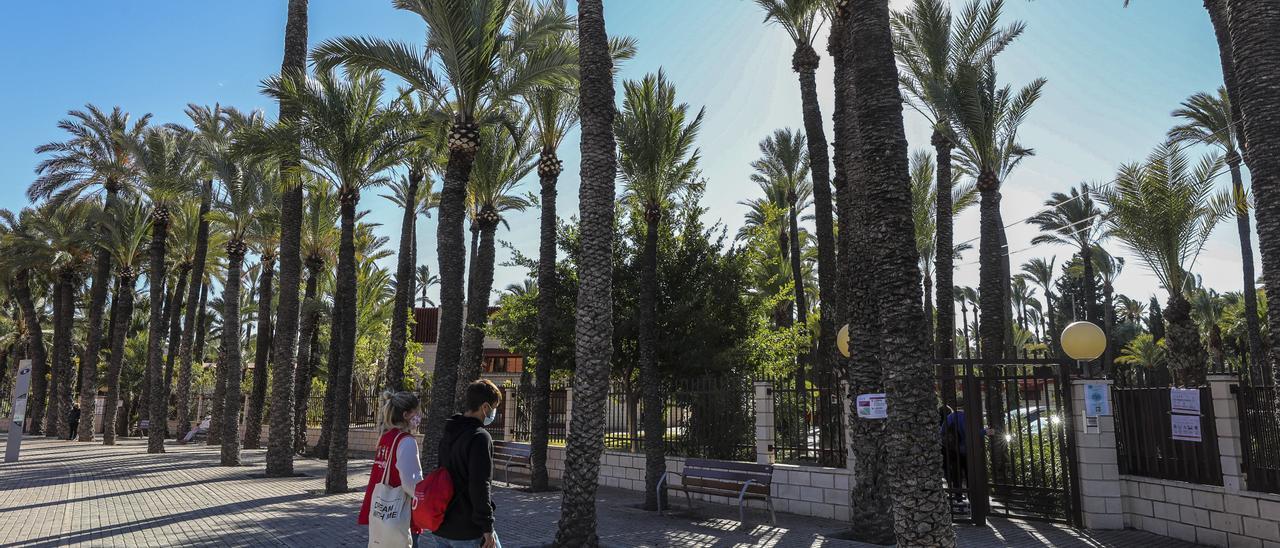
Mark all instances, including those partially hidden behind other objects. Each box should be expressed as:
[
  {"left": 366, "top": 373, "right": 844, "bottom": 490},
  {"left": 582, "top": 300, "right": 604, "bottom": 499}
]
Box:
[{"left": 483, "top": 406, "right": 497, "bottom": 426}]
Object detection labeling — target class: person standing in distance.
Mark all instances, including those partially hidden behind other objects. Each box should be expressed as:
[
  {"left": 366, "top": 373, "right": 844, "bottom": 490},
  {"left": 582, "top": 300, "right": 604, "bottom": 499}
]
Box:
[{"left": 426, "top": 379, "right": 501, "bottom": 548}]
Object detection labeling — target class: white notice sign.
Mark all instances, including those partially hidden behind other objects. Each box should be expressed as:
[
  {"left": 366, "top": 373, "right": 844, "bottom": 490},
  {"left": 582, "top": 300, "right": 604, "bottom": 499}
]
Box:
[
  {"left": 856, "top": 393, "right": 887, "bottom": 419},
  {"left": 1084, "top": 384, "right": 1111, "bottom": 417},
  {"left": 1170, "top": 389, "right": 1201, "bottom": 415},
  {"left": 1170, "top": 414, "right": 1202, "bottom": 442}
]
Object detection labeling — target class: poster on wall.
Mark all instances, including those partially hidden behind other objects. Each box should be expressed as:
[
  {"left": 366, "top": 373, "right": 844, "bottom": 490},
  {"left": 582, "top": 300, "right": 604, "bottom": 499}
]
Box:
[
  {"left": 1170, "top": 388, "right": 1201, "bottom": 415},
  {"left": 1084, "top": 384, "right": 1111, "bottom": 417},
  {"left": 856, "top": 393, "right": 887, "bottom": 419},
  {"left": 1170, "top": 413, "right": 1202, "bottom": 442}
]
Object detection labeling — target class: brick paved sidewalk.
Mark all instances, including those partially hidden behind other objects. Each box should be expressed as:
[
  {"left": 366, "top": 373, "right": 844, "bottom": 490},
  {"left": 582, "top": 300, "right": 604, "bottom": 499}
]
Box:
[{"left": 0, "top": 435, "right": 1198, "bottom": 547}]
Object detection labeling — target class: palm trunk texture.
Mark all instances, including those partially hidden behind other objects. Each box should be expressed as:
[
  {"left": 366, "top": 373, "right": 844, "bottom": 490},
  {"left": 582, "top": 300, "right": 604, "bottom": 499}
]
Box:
[
  {"left": 176, "top": 179, "right": 212, "bottom": 440},
  {"left": 531, "top": 152, "right": 560, "bottom": 491},
  {"left": 243, "top": 256, "right": 275, "bottom": 450},
  {"left": 220, "top": 244, "right": 246, "bottom": 465},
  {"left": 146, "top": 216, "right": 169, "bottom": 454},
  {"left": 457, "top": 215, "right": 499, "bottom": 408},
  {"left": 77, "top": 186, "right": 120, "bottom": 441},
  {"left": 386, "top": 170, "right": 420, "bottom": 392},
  {"left": 639, "top": 214, "right": 665, "bottom": 512},
  {"left": 325, "top": 194, "right": 360, "bottom": 493},
  {"left": 795, "top": 42, "right": 837, "bottom": 383},
  {"left": 293, "top": 262, "right": 322, "bottom": 455},
  {"left": 102, "top": 274, "right": 136, "bottom": 446},
  {"left": 15, "top": 271, "right": 48, "bottom": 435}
]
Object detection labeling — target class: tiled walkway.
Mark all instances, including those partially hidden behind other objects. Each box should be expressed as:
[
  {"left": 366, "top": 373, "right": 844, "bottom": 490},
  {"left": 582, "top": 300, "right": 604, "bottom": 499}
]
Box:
[{"left": 0, "top": 435, "right": 1198, "bottom": 547}]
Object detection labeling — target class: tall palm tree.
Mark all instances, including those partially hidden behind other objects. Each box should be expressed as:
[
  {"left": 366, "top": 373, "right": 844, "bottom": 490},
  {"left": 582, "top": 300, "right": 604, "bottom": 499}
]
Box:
[
  {"left": 555, "top": 0, "right": 615, "bottom": 542},
  {"left": 1100, "top": 144, "right": 1229, "bottom": 387},
  {"left": 415, "top": 265, "right": 438, "bottom": 307},
  {"left": 946, "top": 59, "right": 1045, "bottom": 361},
  {"left": 313, "top": 0, "right": 575, "bottom": 469},
  {"left": 1027, "top": 183, "right": 1107, "bottom": 328},
  {"left": 30, "top": 105, "right": 149, "bottom": 441},
  {"left": 1117, "top": 294, "right": 1147, "bottom": 325},
  {"left": 1190, "top": 284, "right": 1228, "bottom": 372},
  {"left": 243, "top": 180, "right": 281, "bottom": 451},
  {"left": 1021, "top": 257, "right": 1058, "bottom": 352},
  {"left": 160, "top": 197, "right": 202, "bottom": 429},
  {"left": 894, "top": 0, "right": 1024, "bottom": 360},
  {"left": 131, "top": 127, "right": 198, "bottom": 453},
  {"left": 1092, "top": 245, "right": 1124, "bottom": 373},
  {"left": 614, "top": 70, "right": 704, "bottom": 511},
  {"left": 838, "top": 0, "right": 954, "bottom": 544},
  {"left": 293, "top": 180, "right": 339, "bottom": 455},
  {"left": 755, "top": 0, "right": 838, "bottom": 381},
  {"left": 1168, "top": 87, "right": 1267, "bottom": 377},
  {"left": 97, "top": 202, "right": 150, "bottom": 445},
  {"left": 910, "top": 149, "right": 976, "bottom": 333},
  {"left": 265, "top": 0, "right": 310, "bottom": 479},
  {"left": 457, "top": 122, "right": 536, "bottom": 403}
]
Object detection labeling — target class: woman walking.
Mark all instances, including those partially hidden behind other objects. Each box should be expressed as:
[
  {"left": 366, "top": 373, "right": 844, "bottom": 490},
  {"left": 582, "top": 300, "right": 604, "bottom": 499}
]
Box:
[{"left": 359, "top": 391, "right": 424, "bottom": 547}]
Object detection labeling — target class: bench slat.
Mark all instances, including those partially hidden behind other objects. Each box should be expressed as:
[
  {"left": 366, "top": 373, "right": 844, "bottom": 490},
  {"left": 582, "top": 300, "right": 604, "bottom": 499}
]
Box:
[
  {"left": 681, "top": 467, "right": 772, "bottom": 485},
  {"left": 681, "top": 476, "right": 771, "bottom": 496},
  {"left": 684, "top": 459, "right": 772, "bottom": 475}
]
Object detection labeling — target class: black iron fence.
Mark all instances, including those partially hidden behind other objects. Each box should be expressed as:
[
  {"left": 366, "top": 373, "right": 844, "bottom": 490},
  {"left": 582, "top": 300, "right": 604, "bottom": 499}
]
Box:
[
  {"left": 1234, "top": 384, "right": 1280, "bottom": 494},
  {"left": 1113, "top": 386, "right": 1222, "bottom": 486},
  {"left": 512, "top": 382, "right": 568, "bottom": 444},
  {"left": 305, "top": 392, "right": 378, "bottom": 429},
  {"left": 603, "top": 375, "right": 756, "bottom": 462},
  {"left": 770, "top": 373, "right": 846, "bottom": 468}
]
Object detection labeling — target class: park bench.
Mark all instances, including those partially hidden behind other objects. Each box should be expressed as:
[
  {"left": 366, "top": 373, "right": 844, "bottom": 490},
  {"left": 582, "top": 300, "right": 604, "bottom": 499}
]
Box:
[
  {"left": 134, "top": 419, "right": 150, "bottom": 438},
  {"left": 492, "top": 441, "right": 532, "bottom": 484},
  {"left": 657, "top": 458, "right": 775, "bottom": 524}
]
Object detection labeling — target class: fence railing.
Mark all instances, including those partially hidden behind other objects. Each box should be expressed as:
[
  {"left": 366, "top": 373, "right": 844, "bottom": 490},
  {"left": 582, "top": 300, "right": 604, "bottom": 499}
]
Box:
[
  {"left": 770, "top": 374, "right": 846, "bottom": 468},
  {"left": 603, "top": 375, "right": 756, "bottom": 462},
  {"left": 512, "top": 382, "right": 567, "bottom": 444},
  {"left": 1113, "top": 386, "right": 1222, "bottom": 486},
  {"left": 1234, "top": 384, "right": 1280, "bottom": 495},
  {"left": 305, "top": 392, "right": 378, "bottom": 429}
]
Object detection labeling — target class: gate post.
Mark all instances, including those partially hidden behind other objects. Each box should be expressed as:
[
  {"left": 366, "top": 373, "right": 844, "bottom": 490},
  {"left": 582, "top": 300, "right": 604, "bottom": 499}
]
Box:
[
  {"left": 962, "top": 361, "right": 989, "bottom": 526},
  {"left": 1070, "top": 379, "right": 1123, "bottom": 529},
  {"left": 754, "top": 381, "right": 775, "bottom": 465},
  {"left": 1208, "top": 374, "right": 1243, "bottom": 492}
]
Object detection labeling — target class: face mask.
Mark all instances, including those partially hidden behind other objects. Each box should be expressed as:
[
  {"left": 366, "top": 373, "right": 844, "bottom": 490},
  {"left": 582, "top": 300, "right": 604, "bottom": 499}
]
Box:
[
  {"left": 409, "top": 413, "right": 421, "bottom": 430},
  {"left": 483, "top": 406, "right": 497, "bottom": 426}
]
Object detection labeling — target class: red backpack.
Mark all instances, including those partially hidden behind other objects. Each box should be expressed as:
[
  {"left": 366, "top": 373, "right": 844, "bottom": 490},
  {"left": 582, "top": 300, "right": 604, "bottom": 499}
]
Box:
[{"left": 411, "top": 467, "right": 454, "bottom": 531}]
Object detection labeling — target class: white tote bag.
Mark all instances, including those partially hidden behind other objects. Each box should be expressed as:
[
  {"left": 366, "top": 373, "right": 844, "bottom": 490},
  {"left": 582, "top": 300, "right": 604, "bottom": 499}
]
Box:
[{"left": 368, "top": 431, "right": 412, "bottom": 547}]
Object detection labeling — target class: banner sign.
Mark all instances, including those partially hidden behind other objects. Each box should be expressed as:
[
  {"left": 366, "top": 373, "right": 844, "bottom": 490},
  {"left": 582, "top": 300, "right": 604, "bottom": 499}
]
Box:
[
  {"left": 856, "top": 393, "right": 887, "bottom": 419},
  {"left": 5, "top": 360, "right": 32, "bottom": 463}
]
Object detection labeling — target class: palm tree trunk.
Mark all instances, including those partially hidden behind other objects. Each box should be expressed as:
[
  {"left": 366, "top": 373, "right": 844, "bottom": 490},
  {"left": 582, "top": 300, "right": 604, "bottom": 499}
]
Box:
[
  {"left": 934, "top": 131, "right": 956, "bottom": 359},
  {"left": 1207, "top": 0, "right": 1250, "bottom": 153},
  {"left": 266, "top": 0, "right": 309, "bottom": 480},
  {"left": 243, "top": 255, "right": 275, "bottom": 449},
  {"left": 788, "top": 201, "right": 810, "bottom": 393},
  {"left": 829, "top": 10, "right": 894, "bottom": 543},
  {"left": 639, "top": 213, "right": 665, "bottom": 511},
  {"left": 77, "top": 189, "right": 119, "bottom": 441},
  {"left": 1164, "top": 292, "right": 1208, "bottom": 387},
  {"left": 795, "top": 42, "right": 837, "bottom": 385},
  {"left": 1081, "top": 244, "right": 1096, "bottom": 326},
  {"left": 456, "top": 216, "right": 499, "bottom": 408},
  {"left": 325, "top": 193, "right": 359, "bottom": 493},
  {"left": 531, "top": 150, "right": 560, "bottom": 491},
  {"left": 163, "top": 266, "right": 191, "bottom": 436},
  {"left": 176, "top": 179, "right": 212, "bottom": 440},
  {"left": 208, "top": 339, "right": 227, "bottom": 446},
  {"left": 313, "top": 287, "right": 342, "bottom": 460},
  {"left": 422, "top": 123, "right": 477, "bottom": 472},
  {"left": 1226, "top": 156, "right": 1268, "bottom": 379},
  {"left": 386, "top": 170, "right": 420, "bottom": 392},
  {"left": 50, "top": 271, "right": 76, "bottom": 439},
  {"left": 555, "top": 0, "right": 616, "bottom": 542},
  {"left": 977, "top": 181, "right": 1006, "bottom": 362},
  {"left": 1103, "top": 282, "right": 1115, "bottom": 375},
  {"left": 220, "top": 243, "right": 247, "bottom": 465},
  {"left": 845, "top": 1, "right": 954, "bottom": 544},
  {"left": 14, "top": 271, "right": 48, "bottom": 436},
  {"left": 102, "top": 274, "right": 135, "bottom": 445},
  {"left": 293, "top": 262, "right": 321, "bottom": 455},
  {"left": 145, "top": 215, "right": 170, "bottom": 454}
]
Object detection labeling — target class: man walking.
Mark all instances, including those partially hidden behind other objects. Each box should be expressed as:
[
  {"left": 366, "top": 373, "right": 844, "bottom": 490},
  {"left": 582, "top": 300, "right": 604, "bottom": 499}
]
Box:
[{"left": 428, "top": 379, "right": 501, "bottom": 548}]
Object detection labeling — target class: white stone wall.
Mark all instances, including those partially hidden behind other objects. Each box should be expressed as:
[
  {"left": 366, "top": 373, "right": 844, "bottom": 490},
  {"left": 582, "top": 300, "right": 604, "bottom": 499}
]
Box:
[{"left": 1121, "top": 475, "right": 1280, "bottom": 547}]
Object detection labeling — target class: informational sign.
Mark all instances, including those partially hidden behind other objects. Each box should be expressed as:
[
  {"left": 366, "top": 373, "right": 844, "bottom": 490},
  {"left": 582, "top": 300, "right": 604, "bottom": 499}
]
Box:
[
  {"left": 856, "top": 393, "right": 887, "bottom": 419},
  {"left": 5, "top": 360, "right": 33, "bottom": 463},
  {"left": 1083, "top": 383, "right": 1111, "bottom": 417},
  {"left": 1170, "top": 389, "right": 1201, "bottom": 415},
  {"left": 1171, "top": 413, "right": 1203, "bottom": 442}
]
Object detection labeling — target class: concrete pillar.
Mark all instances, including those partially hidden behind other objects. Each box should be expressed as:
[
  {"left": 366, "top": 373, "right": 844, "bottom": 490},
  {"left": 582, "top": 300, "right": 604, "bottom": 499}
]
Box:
[
  {"left": 840, "top": 380, "right": 852, "bottom": 468},
  {"left": 754, "top": 381, "right": 775, "bottom": 465},
  {"left": 503, "top": 388, "right": 518, "bottom": 441},
  {"left": 1208, "top": 374, "right": 1244, "bottom": 492},
  {"left": 563, "top": 387, "right": 573, "bottom": 438},
  {"left": 1071, "top": 379, "right": 1123, "bottom": 530}
]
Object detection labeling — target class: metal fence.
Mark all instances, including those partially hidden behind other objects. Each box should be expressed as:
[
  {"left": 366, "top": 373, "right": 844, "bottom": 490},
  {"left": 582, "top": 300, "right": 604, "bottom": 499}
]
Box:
[
  {"left": 770, "top": 373, "right": 846, "bottom": 468},
  {"left": 512, "top": 382, "right": 568, "bottom": 444},
  {"left": 1113, "top": 385, "right": 1222, "bottom": 486},
  {"left": 305, "top": 392, "right": 378, "bottom": 429},
  {"left": 1234, "top": 384, "right": 1280, "bottom": 494},
  {"left": 603, "top": 375, "right": 756, "bottom": 462}
]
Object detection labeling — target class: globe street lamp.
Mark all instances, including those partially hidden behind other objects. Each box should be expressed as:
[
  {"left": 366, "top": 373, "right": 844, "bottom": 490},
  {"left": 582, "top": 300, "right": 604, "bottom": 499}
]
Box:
[
  {"left": 1060, "top": 321, "right": 1106, "bottom": 361},
  {"left": 837, "top": 324, "right": 850, "bottom": 358}
]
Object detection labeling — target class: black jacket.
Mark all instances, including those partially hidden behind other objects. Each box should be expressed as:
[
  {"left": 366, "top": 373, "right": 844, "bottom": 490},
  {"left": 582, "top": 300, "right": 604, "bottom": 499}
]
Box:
[{"left": 434, "top": 414, "right": 495, "bottom": 540}]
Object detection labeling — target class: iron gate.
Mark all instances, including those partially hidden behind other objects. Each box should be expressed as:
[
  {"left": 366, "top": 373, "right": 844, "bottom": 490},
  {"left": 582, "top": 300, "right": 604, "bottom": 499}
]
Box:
[{"left": 937, "top": 358, "right": 1081, "bottom": 526}]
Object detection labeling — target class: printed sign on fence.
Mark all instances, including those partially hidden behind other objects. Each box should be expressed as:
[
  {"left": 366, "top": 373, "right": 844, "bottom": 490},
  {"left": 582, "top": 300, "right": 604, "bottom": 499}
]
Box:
[
  {"left": 1170, "top": 413, "right": 1202, "bottom": 442},
  {"left": 1170, "top": 388, "right": 1201, "bottom": 415},
  {"left": 856, "top": 393, "right": 887, "bottom": 419},
  {"left": 1084, "top": 384, "right": 1111, "bottom": 417}
]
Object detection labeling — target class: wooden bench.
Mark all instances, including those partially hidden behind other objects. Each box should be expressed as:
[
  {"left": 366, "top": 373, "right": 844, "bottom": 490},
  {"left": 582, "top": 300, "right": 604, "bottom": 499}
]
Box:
[
  {"left": 492, "top": 441, "right": 532, "bottom": 484},
  {"left": 658, "top": 458, "right": 775, "bottom": 524}
]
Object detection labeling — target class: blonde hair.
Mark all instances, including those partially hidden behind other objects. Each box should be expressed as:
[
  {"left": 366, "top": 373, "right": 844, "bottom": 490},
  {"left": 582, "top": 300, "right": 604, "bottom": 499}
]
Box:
[{"left": 378, "top": 390, "right": 421, "bottom": 432}]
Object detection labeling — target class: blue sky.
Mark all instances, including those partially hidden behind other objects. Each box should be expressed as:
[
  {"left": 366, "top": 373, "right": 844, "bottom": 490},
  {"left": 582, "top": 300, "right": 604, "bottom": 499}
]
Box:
[{"left": 0, "top": 0, "right": 1247, "bottom": 307}]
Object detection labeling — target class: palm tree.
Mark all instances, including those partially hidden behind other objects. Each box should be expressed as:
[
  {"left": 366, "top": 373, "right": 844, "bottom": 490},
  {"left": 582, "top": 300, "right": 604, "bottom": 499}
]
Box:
[
  {"left": 97, "top": 202, "right": 150, "bottom": 445},
  {"left": 1168, "top": 87, "right": 1267, "bottom": 377},
  {"left": 1117, "top": 295, "right": 1147, "bottom": 325},
  {"left": 1116, "top": 332, "right": 1167, "bottom": 374},
  {"left": 313, "top": 0, "right": 575, "bottom": 469},
  {"left": 1027, "top": 183, "right": 1107, "bottom": 331},
  {"left": 837, "top": 0, "right": 954, "bottom": 544},
  {"left": 160, "top": 197, "right": 202, "bottom": 430},
  {"left": 614, "top": 70, "right": 704, "bottom": 511},
  {"left": 293, "top": 180, "right": 339, "bottom": 455},
  {"left": 555, "top": 0, "right": 615, "bottom": 542},
  {"left": 243, "top": 180, "right": 281, "bottom": 451},
  {"left": 30, "top": 105, "right": 149, "bottom": 441},
  {"left": 1021, "top": 257, "right": 1058, "bottom": 352},
  {"left": 457, "top": 122, "right": 536, "bottom": 405},
  {"left": 894, "top": 0, "right": 1024, "bottom": 361},
  {"left": 1092, "top": 245, "right": 1124, "bottom": 374},
  {"left": 1100, "top": 143, "right": 1229, "bottom": 387},
  {"left": 755, "top": 0, "right": 838, "bottom": 381},
  {"left": 131, "top": 127, "right": 198, "bottom": 453},
  {"left": 910, "top": 150, "right": 976, "bottom": 332},
  {"left": 1190, "top": 284, "right": 1228, "bottom": 372},
  {"left": 415, "top": 265, "right": 438, "bottom": 307},
  {"left": 265, "top": 0, "right": 310, "bottom": 479}
]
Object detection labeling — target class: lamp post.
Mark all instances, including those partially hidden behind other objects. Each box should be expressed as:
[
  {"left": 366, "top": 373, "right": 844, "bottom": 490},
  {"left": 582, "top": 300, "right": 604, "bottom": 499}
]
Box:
[{"left": 1060, "top": 321, "right": 1106, "bottom": 377}]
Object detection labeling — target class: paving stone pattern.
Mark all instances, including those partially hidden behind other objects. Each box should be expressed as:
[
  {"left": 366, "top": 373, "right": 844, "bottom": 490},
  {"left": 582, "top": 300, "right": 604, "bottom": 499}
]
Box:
[{"left": 0, "top": 436, "right": 1201, "bottom": 547}]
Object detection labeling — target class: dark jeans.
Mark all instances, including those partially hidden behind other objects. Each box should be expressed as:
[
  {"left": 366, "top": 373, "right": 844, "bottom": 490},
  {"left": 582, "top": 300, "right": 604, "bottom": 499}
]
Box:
[{"left": 943, "top": 449, "right": 967, "bottom": 500}]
